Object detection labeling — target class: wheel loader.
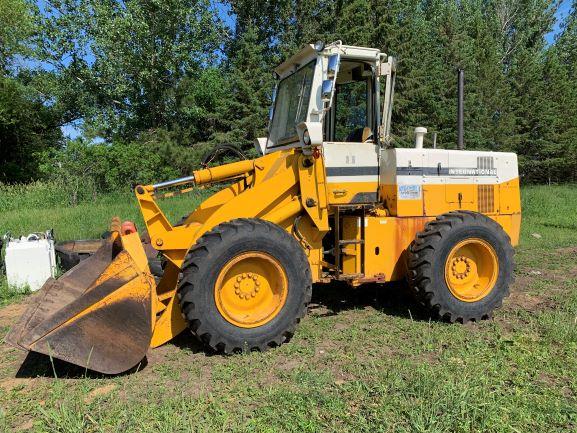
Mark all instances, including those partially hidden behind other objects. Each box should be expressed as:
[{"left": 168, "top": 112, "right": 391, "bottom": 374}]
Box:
[{"left": 5, "top": 41, "right": 521, "bottom": 374}]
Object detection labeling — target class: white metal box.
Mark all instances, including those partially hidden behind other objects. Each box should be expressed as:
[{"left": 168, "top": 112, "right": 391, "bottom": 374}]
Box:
[{"left": 5, "top": 236, "right": 56, "bottom": 291}]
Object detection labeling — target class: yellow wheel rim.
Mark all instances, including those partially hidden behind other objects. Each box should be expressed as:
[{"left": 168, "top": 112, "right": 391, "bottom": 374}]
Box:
[
  {"left": 444, "top": 238, "right": 499, "bottom": 303},
  {"left": 214, "top": 252, "right": 288, "bottom": 328}
]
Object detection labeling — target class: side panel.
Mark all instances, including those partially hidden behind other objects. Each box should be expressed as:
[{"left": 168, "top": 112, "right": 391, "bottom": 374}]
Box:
[
  {"left": 355, "top": 213, "right": 522, "bottom": 282},
  {"left": 380, "top": 149, "right": 425, "bottom": 216},
  {"left": 323, "top": 142, "right": 380, "bottom": 204},
  {"left": 379, "top": 148, "right": 521, "bottom": 219},
  {"left": 364, "top": 216, "right": 433, "bottom": 281}
]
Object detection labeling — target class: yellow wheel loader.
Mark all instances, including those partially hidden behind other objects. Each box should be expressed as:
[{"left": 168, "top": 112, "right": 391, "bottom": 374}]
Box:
[{"left": 6, "top": 41, "right": 521, "bottom": 374}]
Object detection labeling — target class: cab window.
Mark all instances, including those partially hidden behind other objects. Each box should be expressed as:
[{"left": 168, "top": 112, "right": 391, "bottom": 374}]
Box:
[
  {"left": 326, "top": 61, "right": 375, "bottom": 143},
  {"left": 335, "top": 79, "right": 368, "bottom": 142}
]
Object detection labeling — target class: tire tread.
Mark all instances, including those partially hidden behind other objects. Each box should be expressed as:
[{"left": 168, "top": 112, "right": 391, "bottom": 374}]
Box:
[
  {"left": 178, "top": 218, "right": 312, "bottom": 353},
  {"left": 407, "top": 211, "right": 515, "bottom": 323}
]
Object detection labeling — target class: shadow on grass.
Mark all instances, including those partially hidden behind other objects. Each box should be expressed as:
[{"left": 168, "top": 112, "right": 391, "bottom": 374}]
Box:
[
  {"left": 168, "top": 330, "right": 217, "bottom": 355},
  {"left": 309, "top": 280, "right": 433, "bottom": 322},
  {"left": 15, "top": 351, "right": 149, "bottom": 379},
  {"left": 13, "top": 281, "right": 430, "bottom": 378}
]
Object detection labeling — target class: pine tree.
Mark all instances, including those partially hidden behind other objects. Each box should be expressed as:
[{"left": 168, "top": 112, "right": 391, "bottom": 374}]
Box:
[
  {"left": 505, "top": 0, "right": 560, "bottom": 182},
  {"left": 551, "top": 0, "right": 577, "bottom": 181},
  {"left": 219, "top": 26, "right": 273, "bottom": 149}
]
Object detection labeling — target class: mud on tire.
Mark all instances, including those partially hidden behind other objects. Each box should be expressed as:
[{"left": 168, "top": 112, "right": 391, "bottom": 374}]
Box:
[
  {"left": 407, "top": 211, "right": 515, "bottom": 323},
  {"left": 178, "top": 218, "right": 312, "bottom": 353}
]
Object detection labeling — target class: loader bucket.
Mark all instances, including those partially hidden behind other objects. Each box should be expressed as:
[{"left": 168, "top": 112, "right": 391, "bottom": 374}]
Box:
[{"left": 4, "top": 232, "right": 156, "bottom": 375}]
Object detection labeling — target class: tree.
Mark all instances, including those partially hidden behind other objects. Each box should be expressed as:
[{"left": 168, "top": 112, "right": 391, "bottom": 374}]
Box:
[
  {"left": 547, "top": 0, "right": 577, "bottom": 181},
  {"left": 0, "top": 0, "right": 63, "bottom": 183},
  {"left": 34, "top": 0, "right": 224, "bottom": 140},
  {"left": 0, "top": 75, "right": 64, "bottom": 182},
  {"left": 218, "top": 26, "right": 272, "bottom": 148},
  {"left": 0, "top": 0, "right": 34, "bottom": 72}
]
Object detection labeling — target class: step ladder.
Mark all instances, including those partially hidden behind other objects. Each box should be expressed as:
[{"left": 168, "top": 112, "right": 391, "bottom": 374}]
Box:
[{"left": 333, "top": 205, "right": 366, "bottom": 280}]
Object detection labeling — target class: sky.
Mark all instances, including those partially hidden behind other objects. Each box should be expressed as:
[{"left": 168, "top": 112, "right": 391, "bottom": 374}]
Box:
[
  {"left": 58, "top": 0, "right": 573, "bottom": 139},
  {"left": 547, "top": 0, "right": 573, "bottom": 43}
]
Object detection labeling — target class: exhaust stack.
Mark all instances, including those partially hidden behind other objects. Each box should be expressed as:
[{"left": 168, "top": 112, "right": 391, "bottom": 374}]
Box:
[{"left": 457, "top": 69, "right": 464, "bottom": 150}]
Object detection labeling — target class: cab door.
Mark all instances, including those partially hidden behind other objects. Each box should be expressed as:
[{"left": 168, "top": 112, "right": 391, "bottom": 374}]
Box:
[
  {"left": 324, "top": 142, "right": 379, "bottom": 204},
  {"left": 323, "top": 62, "right": 379, "bottom": 205}
]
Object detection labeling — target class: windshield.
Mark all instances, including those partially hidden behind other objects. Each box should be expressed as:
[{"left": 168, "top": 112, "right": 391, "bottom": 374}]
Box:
[{"left": 268, "top": 60, "right": 316, "bottom": 147}]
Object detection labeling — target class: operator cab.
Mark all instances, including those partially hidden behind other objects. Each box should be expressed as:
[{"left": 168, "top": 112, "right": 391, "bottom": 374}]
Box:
[
  {"left": 259, "top": 42, "right": 392, "bottom": 153},
  {"left": 258, "top": 41, "right": 395, "bottom": 205}
]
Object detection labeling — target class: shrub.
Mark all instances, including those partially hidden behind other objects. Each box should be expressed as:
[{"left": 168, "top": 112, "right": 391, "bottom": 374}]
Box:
[
  {"left": 37, "top": 138, "right": 191, "bottom": 204},
  {"left": 0, "top": 180, "right": 73, "bottom": 211}
]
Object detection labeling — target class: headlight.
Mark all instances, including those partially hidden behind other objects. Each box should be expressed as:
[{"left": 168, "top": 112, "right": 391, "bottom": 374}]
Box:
[
  {"left": 314, "top": 41, "right": 325, "bottom": 52},
  {"left": 303, "top": 130, "right": 311, "bottom": 146}
]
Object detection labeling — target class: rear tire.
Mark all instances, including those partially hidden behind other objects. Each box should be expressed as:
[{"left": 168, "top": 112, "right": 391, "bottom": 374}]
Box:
[
  {"left": 407, "top": 211, "right": 514, "bottom": 323},
  {"left": 178, "top": 218, "right": 312, "bottom": 353}
]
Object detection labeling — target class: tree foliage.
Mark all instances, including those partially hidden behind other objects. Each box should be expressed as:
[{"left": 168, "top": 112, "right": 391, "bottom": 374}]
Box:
[
  {"left": 0, "top": 0, "right": 63, "bottom": 183},
  {"left": 0, "top": 0, "right": 576, "bottom": 188},
  {"left": 33, "top": 0, "right": 223, "bottom": 139}
]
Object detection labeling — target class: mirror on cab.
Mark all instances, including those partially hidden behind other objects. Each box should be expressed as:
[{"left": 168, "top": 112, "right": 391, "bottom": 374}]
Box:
[
  {"left": 322, "top": 53, "right": 340, "bottom": 103},
  {"left": 327, "top": 54, "right": 340, "bottom": 78},
  {"left": 322, "top": 80, "right": 334, "bottom": 102},
  {"left": 268, "top": 85, "right": 277, "bottom": 125}
]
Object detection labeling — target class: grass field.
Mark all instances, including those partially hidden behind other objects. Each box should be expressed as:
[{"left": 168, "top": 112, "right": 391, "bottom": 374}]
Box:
[{"left": 0, "top": 185, "right": 576, "bottom": 432}]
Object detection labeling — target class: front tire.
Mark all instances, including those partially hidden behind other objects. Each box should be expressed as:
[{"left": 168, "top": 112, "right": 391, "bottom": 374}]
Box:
[
  {"left": 178, "top": 218, "right": 312, "bottom": 353},
  {"left": 407, "top": 211, "right": 514, "bottom": 323}
]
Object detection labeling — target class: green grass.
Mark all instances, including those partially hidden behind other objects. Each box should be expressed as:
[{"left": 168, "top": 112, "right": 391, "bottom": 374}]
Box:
[
  {"left": 0, "top": 278, "right": 29, "bottom": 308},
  {"left": 0, "top": 189, "right": 206, "bottom": 241},
  {"left": 0, "top": 184, "right": 576, "bottom": 432},
  {"left": 520, "top": 184, "right": 577, "bottom": 248}
]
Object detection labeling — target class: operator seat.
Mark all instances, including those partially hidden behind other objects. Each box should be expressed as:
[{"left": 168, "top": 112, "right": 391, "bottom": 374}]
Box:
[{"left": 345, "top": 126, "right": 374, "bottom": 143}]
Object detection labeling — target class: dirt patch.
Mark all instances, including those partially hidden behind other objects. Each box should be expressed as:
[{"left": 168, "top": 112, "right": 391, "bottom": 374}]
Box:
[
  {"left": 556, "top": 247, "right": 577, "bottom": 256},
  {"left": 0, "top": 302, "right": 27, "bottom": 327},
  {"left": 536, "top": 372, "right": 574, "bottom": 398},
  {"left": 515, "top": 246, "right": 577, "bottom": 285},
  {"left": 0, "top": 377, "right": 33, "bottom": 392},
  {"left": 307, "top": 303, "right": 334, "bottom": 317},
  {"left": 145, "top": 343, "right": 181, "bottom": 368},
  {"left": 84, "top": 383, "right": 117, "bottom": 404},
  {"left": 277, "top": 358, "right": 301, "bottom": 372},
  {"left": 413, "top": 350, "right": 440, "bottom": 365},
  {"left": 506, "top": 290, "right": 555, "bottom": 313},
  {"left": 14, "top": 419, "right": 34, "bottom": 431},
  {"left": 537, "top": 371, "right": 559, "bottom": 387}
]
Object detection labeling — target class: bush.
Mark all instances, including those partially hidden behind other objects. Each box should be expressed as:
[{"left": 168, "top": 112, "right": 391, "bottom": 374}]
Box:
[
  {"left": 37, "top": 138, "right": 195, "bottom": 205},
  {"left": 519, "top": 156, "right": 577, "bottom": 184},
  {"left": 5, "top": 133, "right": 251, "bottom": 209},
  {"left": 0, "top": 180, "right": 73, "bottom": 212}
]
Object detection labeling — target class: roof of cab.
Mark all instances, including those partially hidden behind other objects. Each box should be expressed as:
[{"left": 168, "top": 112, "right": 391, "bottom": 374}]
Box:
[{"left": 274, "top": 42, "right": 383, "bottom": 78}]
